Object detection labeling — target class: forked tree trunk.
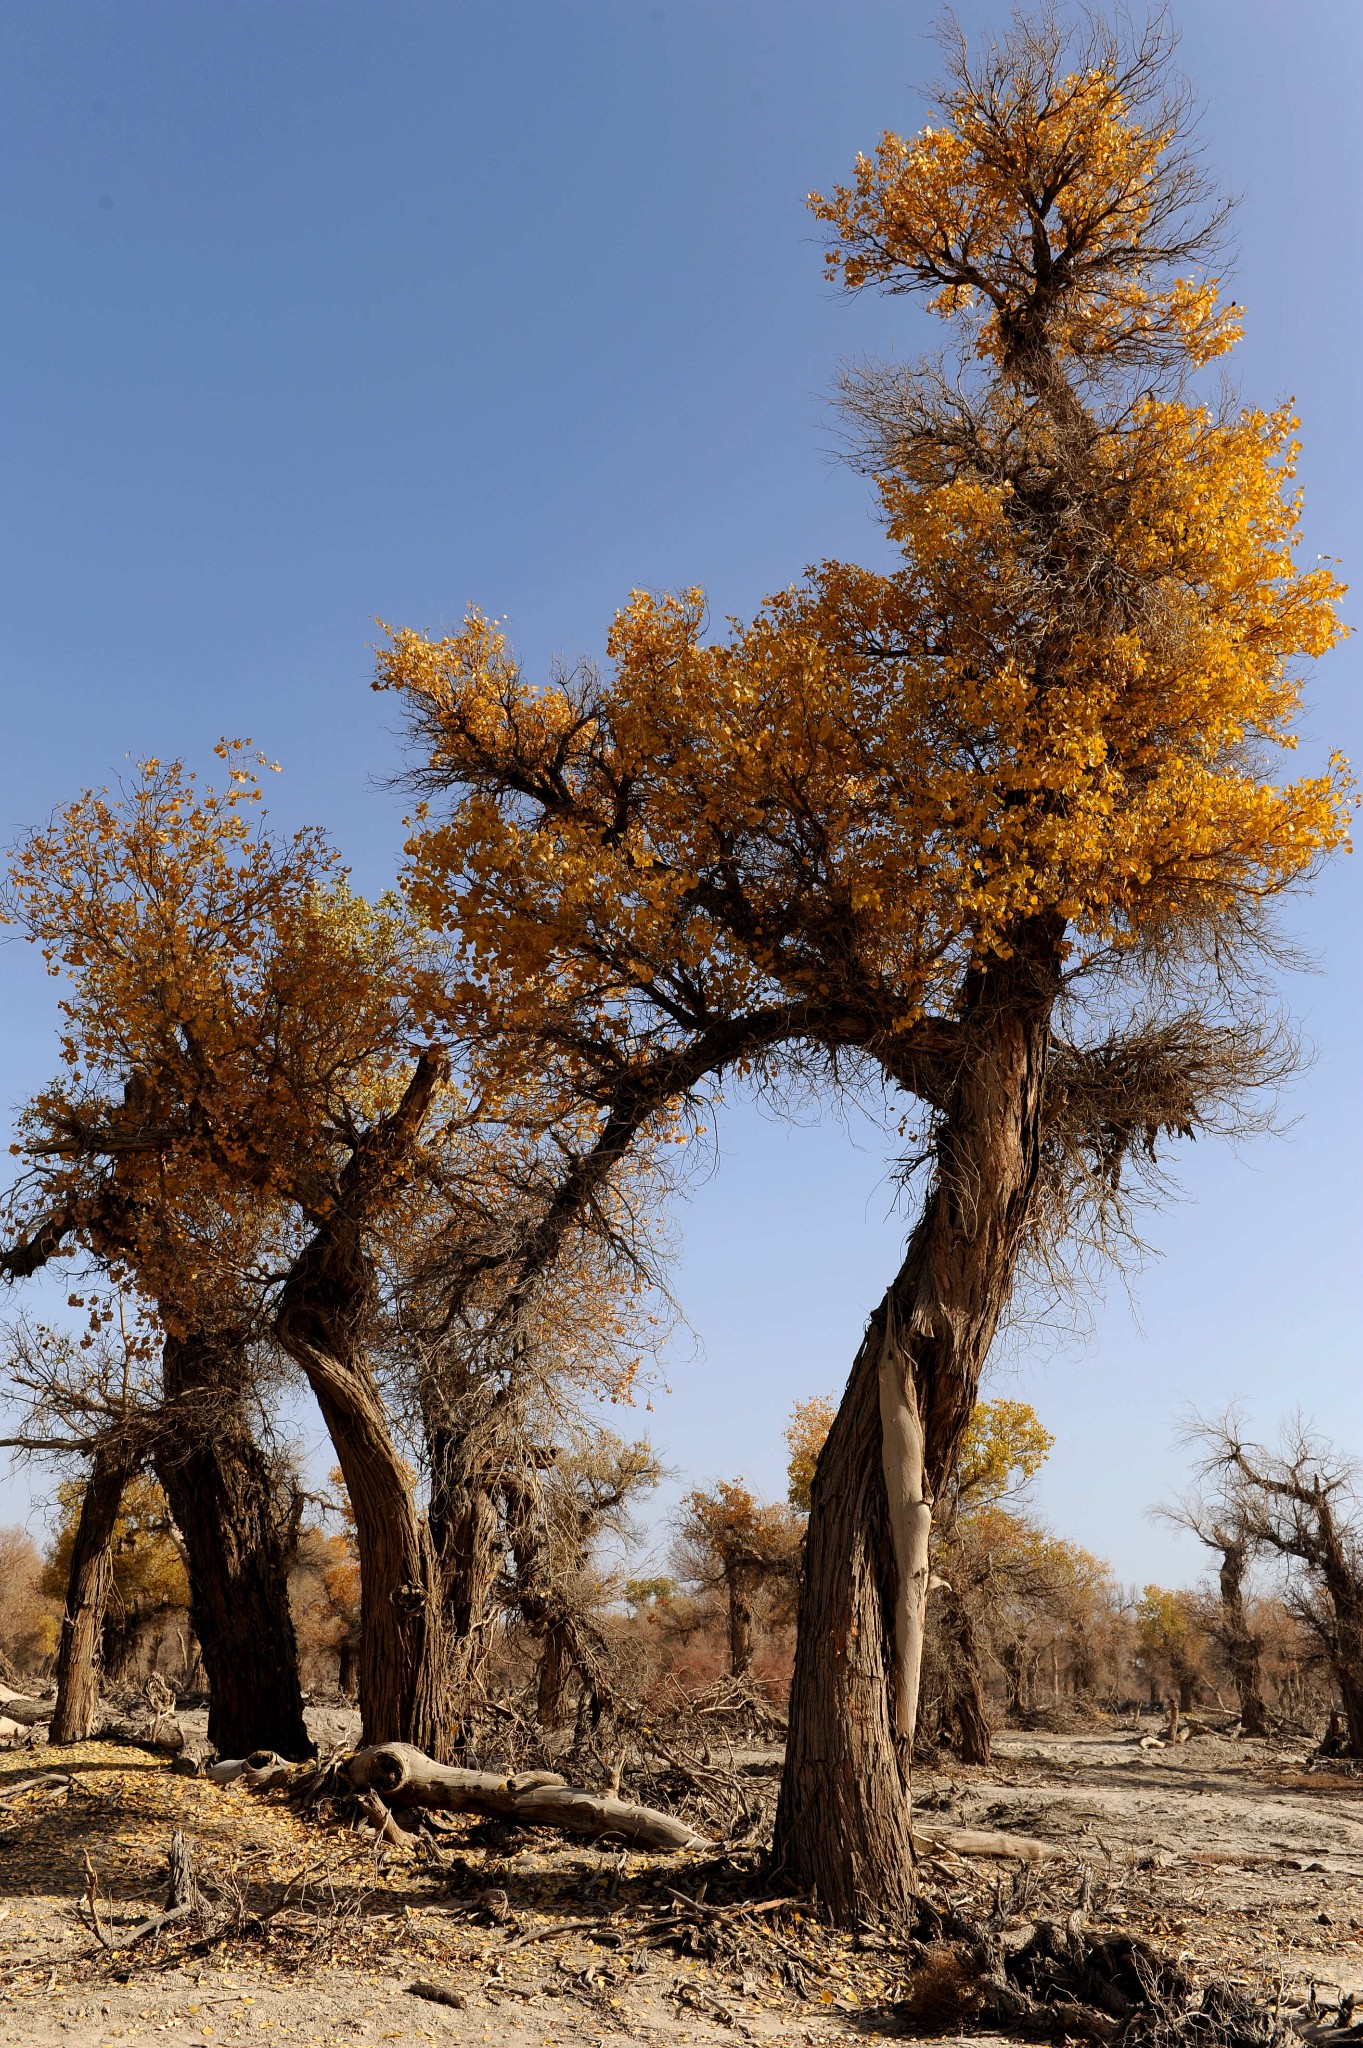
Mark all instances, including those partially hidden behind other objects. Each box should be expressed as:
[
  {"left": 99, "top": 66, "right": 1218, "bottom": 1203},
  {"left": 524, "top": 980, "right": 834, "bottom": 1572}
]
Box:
[
  {"left": 774, "top": 938, "right": 1058, "bottom": 1927},
  {"left": 274, "top": 1051, "right": 455, "bottom": 1758},
  {"left": 1218, "top": 1542, "right": 1269, "bottom": 1737},
  {"left": 1302, "top": 1492, "right": 1363, "bottom": 1758},
  {"left": 153, "top": 1330, "right": 312, "bottom": 1760},
  {"left": 50, "top": 1446, "right": 138, "bottom": 1744}
]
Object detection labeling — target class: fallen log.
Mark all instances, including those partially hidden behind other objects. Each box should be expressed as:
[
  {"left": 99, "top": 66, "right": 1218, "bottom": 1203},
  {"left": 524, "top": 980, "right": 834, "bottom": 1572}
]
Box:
[
  {"left": 205, "top": 1751, "right": 297, "bottom": 1790},
  {"left": 345, "top": 1742, "right": 711, "bottom": 1852},
  {"left": 0, "top": 1697, "right": 54, "bottom": 1727}
]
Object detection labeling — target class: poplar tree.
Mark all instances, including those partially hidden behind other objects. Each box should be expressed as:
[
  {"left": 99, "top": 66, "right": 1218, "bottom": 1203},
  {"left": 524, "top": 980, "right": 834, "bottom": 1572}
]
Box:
[{"left": 381, "top": 11, "right": 1349, "bottom": 1921}]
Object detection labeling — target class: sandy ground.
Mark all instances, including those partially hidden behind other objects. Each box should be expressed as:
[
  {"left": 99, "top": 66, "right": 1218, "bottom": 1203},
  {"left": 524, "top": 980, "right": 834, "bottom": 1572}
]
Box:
[{"left": 3, "top": 1718, "right": 1362, "bottom": 2046}]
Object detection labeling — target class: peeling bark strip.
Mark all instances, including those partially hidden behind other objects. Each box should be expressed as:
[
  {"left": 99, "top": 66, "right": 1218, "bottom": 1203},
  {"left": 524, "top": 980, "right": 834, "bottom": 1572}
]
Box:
[
  {"left": 345, "top": 1742, "right": 710, "bottom": 1851},
  {"left": 876, "top": 1306, "right": 933, "bottom": 1753}
]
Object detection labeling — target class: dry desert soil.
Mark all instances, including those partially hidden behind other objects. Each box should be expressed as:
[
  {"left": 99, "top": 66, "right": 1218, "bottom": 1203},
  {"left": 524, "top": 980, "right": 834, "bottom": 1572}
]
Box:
[{"left": 3, "top": 1721, "right": 1362, "bottom": 2047}]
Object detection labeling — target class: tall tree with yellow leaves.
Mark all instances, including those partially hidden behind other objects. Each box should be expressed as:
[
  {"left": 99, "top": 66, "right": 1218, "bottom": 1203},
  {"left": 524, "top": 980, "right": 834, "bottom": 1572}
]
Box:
[{"left": 380, "top": 10, "right": 1349, "bottom": 1921}]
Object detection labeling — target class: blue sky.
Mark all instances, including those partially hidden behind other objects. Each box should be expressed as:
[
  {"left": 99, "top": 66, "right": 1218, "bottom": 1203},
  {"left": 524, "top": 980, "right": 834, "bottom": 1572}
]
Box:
[{"left": 1, "top": 0, "right": 1358, "bottom": 1586}]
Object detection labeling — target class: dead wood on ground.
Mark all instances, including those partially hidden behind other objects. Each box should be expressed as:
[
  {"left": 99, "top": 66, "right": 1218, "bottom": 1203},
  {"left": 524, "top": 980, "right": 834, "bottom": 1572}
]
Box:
[{"left": 346, "top": 1742, "right": 711, "bottom": 1851}]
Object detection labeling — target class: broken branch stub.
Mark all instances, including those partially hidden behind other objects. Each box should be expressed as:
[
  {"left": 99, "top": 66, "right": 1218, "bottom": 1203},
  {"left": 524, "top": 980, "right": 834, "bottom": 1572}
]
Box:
[{"left": 345, "top": 1742, "right": 711, "bottom": 1851}]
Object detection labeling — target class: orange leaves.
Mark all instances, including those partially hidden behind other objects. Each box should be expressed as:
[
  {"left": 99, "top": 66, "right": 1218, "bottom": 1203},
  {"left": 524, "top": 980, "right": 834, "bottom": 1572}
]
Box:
[{"left": 809, "top": 41, "right": 1240, "bottom": 379}]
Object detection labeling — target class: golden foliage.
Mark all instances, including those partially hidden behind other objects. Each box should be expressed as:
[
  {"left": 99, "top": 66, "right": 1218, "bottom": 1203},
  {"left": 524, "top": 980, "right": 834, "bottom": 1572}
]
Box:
[
  {"left": 675, "top": 1479, "right": 804, "bottom": 1585},
  {"left": 785, "top": 1391, "right": 1052, "bottom": 1520},
  {"left": 379, "top": 16, "right": 1350, "bottom": 1113},
  {"left": 784, "top": 1395, "right": 837, "bottom": 1512},
  {"left": 952, "top": 1398, "right": 1054, "bottom": 1514},
  {"left": 41, "top": 1474, "right": 189, "bottom": 1620}
]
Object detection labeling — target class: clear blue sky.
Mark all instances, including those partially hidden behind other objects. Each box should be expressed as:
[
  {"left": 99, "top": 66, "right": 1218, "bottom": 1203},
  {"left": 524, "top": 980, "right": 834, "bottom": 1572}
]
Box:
[{"left": 1, "top": 0, "right": 1358, "bottom": 1586}]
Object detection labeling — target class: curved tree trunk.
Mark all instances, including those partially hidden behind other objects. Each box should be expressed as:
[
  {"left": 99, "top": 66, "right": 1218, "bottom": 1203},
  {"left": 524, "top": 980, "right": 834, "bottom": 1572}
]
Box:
[
  {"left": 774, "top": 938, "right": 1058, "bottom": 1927},
  {"left": 773, "top": 1333, "right": 912, "bottom": 1925},
  {"left": 276, "top": 1222, "right": 453, "bottom": 1758},
  {"left": 153, "top": 1330, "right": 312, "bottom": 1760},
  {"left": 50, "top": 1446, "right": 137, "bottom": 1744},
  {"left": 273, "top": 1051, "right": 454, "bottom": 1758}
]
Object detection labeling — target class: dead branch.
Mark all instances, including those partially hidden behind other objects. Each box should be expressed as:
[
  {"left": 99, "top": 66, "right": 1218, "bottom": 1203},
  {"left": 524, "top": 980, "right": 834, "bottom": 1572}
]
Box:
[
  {"left": 345, "top": 1741, "right": 710, "bottom": 1850},
  {"left": 107, "top": 1829, "right": 209, "bottom": 1950},
  {"left": 0, "top": 1771, "right": 70, "bottom": 1803}
]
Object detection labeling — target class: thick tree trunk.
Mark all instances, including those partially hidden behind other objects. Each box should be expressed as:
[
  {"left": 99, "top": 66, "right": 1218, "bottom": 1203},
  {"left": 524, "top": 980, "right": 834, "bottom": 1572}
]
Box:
[
  {"left": 774, "top": 937, "right": 1058, "bottom": 1927},
  {"left": 1219, "top": 1544, "right": 1269, "bottom": 1737},
  {"left": 728, "top": 1577, "right": 755, "bottom": 1678},
  {"left": 153, "top": 1331, "right": 312, "bottom": 1761},
  {"left": 772, "top": 1332, "right": 913, "bottom": 1925},
  {"left": 50, "top": 1447, "right": 137, "bottom": 1744},
  {"left": 276, "top": 1222, "right": 453, "bottom": 1758}
]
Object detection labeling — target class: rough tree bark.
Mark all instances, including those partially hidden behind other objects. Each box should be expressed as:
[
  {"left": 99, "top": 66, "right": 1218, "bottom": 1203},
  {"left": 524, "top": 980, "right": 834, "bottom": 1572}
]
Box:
[
  {"left": 536, "top": 1624, "right": 572, "bottom": 1726},
  {"left": 427, "top": 1420, "right": 502, "bottom": 1698},
  {"left": 0, "top": 1212, "right": 311, "bottom": 1760},
  {"left": 50, "top": 1445, "right": 138, "bottom": 1744},
  {"left": 773, "top": 939, "right": 1058, "bottom": 1926},
  {"left": 153, "top": 1329, "right": 312, "bottom": 1761}
]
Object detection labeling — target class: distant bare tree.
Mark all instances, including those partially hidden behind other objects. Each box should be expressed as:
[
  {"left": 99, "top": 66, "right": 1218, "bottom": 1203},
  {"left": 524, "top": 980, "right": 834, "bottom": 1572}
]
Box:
[
  {"left": 1156, "top": 1486, "right": 1270, "bottom": 1736},
  {"left": 1189, "top": 1414, "right": 1363, "bottom": 1754}
]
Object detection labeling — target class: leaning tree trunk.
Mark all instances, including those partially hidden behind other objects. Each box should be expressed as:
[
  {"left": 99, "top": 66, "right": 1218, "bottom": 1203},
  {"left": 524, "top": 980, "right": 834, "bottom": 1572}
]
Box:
[
  {"left": 153, "top": 1329, "right": 312, "bottom": 1760},
  {"left": 774, "top": 937, "right": 1058, "bottom": 1927},
  {"left": 276, "top": 1218, "right": 454, "bottom": 1759},
  {"left": 50, "top": 1445, "right": 138, "bottom": 1743}
]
